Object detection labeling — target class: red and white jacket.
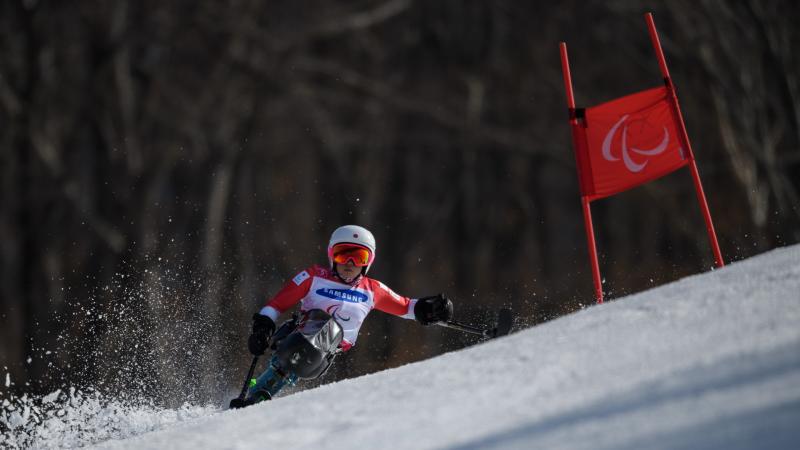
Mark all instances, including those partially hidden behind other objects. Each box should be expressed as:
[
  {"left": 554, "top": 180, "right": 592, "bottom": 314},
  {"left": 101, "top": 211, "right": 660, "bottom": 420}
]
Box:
[{"left": 259, "top": 265, "right": 418, "bottom": 350}]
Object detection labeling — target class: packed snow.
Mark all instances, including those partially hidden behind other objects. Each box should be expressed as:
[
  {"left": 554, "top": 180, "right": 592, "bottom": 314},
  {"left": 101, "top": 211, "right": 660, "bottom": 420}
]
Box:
[{"left": 3, "top": 245, "right": 799, "bottom": 449}]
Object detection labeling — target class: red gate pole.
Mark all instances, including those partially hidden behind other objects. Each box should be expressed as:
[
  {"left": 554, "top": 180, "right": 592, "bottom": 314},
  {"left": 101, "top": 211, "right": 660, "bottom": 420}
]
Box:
[
  {"left": 581, "top": 196, "right": 604, "bottom": 303},
  {"left": 560, "top": 42, "right": 604, "bottom": 303},
  {"left": 645, "top": 13, "right": 725, "bottom": 268}
]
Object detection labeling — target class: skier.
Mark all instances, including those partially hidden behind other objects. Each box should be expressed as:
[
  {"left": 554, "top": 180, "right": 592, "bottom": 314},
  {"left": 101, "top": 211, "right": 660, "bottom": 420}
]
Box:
[{"left": 241, "top": 224, "right": 453, "bottom": 405}]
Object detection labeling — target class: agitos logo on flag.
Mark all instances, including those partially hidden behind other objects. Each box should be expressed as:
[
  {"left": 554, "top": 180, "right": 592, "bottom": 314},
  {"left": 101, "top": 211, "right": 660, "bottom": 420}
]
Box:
[
  {"left": 560, "top": 13, "right": 724, "bottom": 304},
  {"left": 579, "top": 86, "right": 688, "bottom": 199}
]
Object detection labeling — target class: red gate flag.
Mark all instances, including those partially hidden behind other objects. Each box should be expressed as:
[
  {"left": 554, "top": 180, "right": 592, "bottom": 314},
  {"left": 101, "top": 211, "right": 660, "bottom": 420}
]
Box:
[
  {"left": 560, "top": 12, "right": 725, "bottom": 304},
  {"left": 579, "top": 86, "right": 689, "bottom": 200}
]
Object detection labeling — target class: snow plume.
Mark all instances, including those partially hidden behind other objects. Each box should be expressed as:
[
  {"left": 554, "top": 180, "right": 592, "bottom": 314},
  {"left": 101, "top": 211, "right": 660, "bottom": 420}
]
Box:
[
  {"left": 0, "top": 387, "right": 215, "bottom": 449},
  {"left": 0, "top": 387, "right": 214, "bottom": 449},
  {"left": 1, "top": 257, "right": 242, "bottom": 447}
]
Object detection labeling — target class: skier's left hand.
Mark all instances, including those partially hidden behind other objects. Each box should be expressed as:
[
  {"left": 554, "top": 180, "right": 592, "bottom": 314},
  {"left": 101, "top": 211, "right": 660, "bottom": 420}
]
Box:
[{"left": 414, "top": 294, "right": 454, "bottom": 325}]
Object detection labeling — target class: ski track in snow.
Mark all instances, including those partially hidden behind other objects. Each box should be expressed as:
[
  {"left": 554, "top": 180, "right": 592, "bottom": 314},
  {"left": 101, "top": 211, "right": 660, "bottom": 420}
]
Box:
[{"left": 4, "top": 245, "right": 800, "bottom": 449}]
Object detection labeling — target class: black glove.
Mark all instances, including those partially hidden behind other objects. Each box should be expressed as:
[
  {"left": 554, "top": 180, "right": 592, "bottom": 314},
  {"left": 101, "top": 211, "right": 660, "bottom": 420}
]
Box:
[
  {"left": 414, "top": 294, "right": 454, "bottom": 325},
  {"left": 248, "top": 313, "right": 276, "bottom": 355}
]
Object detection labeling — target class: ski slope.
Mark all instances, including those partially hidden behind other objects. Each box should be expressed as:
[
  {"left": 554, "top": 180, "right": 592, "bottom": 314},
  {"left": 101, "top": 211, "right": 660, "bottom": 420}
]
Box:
[{"left": 8, "top": 245, "right": 800, "bottom": 449}]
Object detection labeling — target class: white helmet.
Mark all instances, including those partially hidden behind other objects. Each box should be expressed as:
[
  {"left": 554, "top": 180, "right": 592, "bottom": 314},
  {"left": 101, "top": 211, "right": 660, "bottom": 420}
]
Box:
[{"left": 327, "top": 225, "right": 377, "bottom": 274}]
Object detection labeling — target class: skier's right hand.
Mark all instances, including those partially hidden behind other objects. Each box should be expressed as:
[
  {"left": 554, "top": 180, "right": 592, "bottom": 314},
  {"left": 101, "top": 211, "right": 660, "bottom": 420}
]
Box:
[
  {"left": 248, "top": 313, "right": 276, "bottom": 355},
  {"left": 414, "top": 294, "right": 454, "bottom": 325}
]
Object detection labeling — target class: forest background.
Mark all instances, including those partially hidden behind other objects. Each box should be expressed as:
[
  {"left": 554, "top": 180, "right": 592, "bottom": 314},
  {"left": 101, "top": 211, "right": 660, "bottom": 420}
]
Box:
[{"left": 1, "top": 0, "right": 798, "bottom": 404}]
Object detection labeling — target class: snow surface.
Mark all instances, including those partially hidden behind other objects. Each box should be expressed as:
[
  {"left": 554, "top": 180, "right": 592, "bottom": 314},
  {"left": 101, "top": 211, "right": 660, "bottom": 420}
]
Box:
[{"left": 5, "top": 245, "right": 800, "bottom": 449}]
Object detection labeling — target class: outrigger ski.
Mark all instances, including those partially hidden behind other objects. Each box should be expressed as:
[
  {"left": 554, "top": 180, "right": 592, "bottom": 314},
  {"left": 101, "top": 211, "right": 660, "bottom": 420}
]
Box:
[
  {"left": 435, "top": 308, "right": 515, "bottom": 339},
  {"left": 229, "top": 356, "right": 261, "bottom": 409}
]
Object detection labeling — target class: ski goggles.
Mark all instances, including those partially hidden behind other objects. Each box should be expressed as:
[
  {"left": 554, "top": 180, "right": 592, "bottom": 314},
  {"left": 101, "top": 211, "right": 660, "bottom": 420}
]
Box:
[{"left": 330, "top": 243, "right": 373, "bottom": 267}]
